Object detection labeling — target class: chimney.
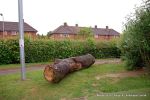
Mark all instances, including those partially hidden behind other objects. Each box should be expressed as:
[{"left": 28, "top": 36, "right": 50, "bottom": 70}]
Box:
[
  {"left": 95, "top": 25, "right": 97, "bottom": 29},
  {"left": 75, "top": 24, "right": 78, "bottom": 27},
  {"left": 106, "top": 26, "right": 109, "bottom": 29},
  {"left": 64, "top": 22, "right": 67, "bottom": 26}
]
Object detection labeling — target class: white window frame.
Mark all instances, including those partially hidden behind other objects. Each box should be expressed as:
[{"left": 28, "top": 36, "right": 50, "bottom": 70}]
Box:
[
  {"left": 4, "top": 31, "right": 7, "bottom": 35},
  {"left": 64, "top": 34, "right": 69, "bottom": 37},
  {"left": 94, "top": 34, "right": 98, "bottom": 38},
  {"left": 11, "top": 31, "right": 17, "bottom": 35}
]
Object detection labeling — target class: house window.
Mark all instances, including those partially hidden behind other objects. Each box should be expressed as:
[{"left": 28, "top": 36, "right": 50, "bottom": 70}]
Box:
[
  {"left": 94, "top": 35, "right": 98, "bottom": 38},
  {"left": 4, "top": 31, "right": 7, "bottom": 35},
  {"left": 64, "top": 34, "right": 69, "bottom": 37},
  {"left": 114, "top": 36, "right": 117, "bottom": 38},
  {"left": 11, "top": 31, "right": 17, "bottom": 35},
  {"left": 60, "top": 34, "right": 63, "bottom": 37}
]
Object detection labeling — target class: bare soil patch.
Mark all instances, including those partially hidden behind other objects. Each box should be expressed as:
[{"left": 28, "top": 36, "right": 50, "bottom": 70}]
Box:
[{"left": 95, "top": 70, "right": 147, "bottom": 80}]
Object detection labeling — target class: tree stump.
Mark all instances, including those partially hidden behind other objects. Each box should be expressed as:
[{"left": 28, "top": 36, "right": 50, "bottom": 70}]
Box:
[{"left": 44, "top": 54, "right": 95, "bottom": 83}]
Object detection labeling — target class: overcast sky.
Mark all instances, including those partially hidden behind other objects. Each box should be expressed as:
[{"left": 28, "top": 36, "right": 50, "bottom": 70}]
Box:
[{"left": 0, "top": 0, "right": 142, "bottom": 35}]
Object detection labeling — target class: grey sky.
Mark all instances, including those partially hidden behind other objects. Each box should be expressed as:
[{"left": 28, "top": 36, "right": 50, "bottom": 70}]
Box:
[{"left": 0, "top": 0, "right": 142, "bottom": 35}]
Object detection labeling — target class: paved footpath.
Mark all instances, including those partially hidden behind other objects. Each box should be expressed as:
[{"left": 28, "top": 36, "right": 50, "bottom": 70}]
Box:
[{"left": 0, "top": 59, "right": 121, "bottom": 75}]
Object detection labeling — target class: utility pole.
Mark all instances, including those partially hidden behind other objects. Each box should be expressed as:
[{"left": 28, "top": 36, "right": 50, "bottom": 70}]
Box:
[{"left": 18, "top": 0, "right": 26, "bottom": 80}]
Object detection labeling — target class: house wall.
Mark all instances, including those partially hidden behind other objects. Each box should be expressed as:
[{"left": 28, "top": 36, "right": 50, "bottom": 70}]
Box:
[
  {"left": 0, "top": 31, "right": 15, "bottom": 38},
  {"left": 94, "top": 35, "right": 119, "bottom": 40},
  {"left": 0, "top": 31, "right": 36, "bottom": 38},
  {"left": 51, "top": 33, "right": 77, "bottom": 40},
  {"left": 25, "top": 32, "right": 36, "bottom": 38},
  {"left": 51, "top": 33, "right": 119, "bottom": 40}
]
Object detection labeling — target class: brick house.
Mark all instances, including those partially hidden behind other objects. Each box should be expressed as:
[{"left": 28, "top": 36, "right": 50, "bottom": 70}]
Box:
[
  {"left": 51, "top": 23, "right": 120, "bottom": 40},
  {"left": 0, "top": 21, "right": 37, "bottom": 38}
]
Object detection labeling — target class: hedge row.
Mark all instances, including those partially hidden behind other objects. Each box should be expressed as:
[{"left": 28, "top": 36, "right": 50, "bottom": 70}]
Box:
[{"left": 0, "top": 38, "right": 120, "bottom": 64}]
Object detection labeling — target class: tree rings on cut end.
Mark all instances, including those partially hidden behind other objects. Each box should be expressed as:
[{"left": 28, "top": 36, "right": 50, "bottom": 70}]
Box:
[{"left": 44, "top": 65, "right": 54, "bottom": 82}]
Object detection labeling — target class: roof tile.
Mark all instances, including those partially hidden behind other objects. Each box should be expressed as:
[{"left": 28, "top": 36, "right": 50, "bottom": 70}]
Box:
[
  {"left": 52, "top": 25, "right": 120, "bottom": 35},
  {"left": 0, "top": 21, "right": 37, "bottom": 32}
]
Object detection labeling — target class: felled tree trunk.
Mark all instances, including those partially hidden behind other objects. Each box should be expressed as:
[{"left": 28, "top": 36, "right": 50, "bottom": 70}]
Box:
[{"left": 44, "top": 54, "right": 95, "bottom": 83}]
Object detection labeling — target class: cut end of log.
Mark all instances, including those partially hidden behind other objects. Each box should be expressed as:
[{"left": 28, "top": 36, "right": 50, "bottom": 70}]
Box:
[{"left": 44, "top": 65, "right": 54, "bottom": 82}]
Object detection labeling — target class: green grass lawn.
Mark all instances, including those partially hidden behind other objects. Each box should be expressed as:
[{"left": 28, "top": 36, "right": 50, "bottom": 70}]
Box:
[
  {"left": 0, "top": 58, "right": 118, "bottom": 70},
  {"left": 0, "top": 62, "right": 50, "bottom": 70},
  {"left": 0, "top": 62, "right": 150, "bottom": 100}
]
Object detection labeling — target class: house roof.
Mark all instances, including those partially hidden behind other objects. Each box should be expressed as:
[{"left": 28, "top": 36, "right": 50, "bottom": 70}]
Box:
[
  {"left": 0, "top": 21, "right": 37, "bottom": 32},
  {"left": 52, "top": 25, "right": 79, "bottom": 34},
  {"left": 52, "top": 25, "right": 120, "bottom": 36},
  {"left": 92, "top": 28, "right": 120, "bottom": 36}
]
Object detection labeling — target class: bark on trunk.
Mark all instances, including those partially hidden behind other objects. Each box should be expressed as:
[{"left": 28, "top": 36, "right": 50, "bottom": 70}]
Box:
[{"left": 44, "top": 54, "right": 95, "bottom": 83}]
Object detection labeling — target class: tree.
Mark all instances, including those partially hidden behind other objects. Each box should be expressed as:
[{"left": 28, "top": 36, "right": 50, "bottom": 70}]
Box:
[
  {"left": 47, "top": 31, "right": 52, "bottom": 37},
  {"left": 36, "top": 34, "right": 47, "bottom": 39},
  {"left": 120, "top": 0, "right": 150, "bottom": 70},
  {"left": 78, "top": 27, "right": 93, "bottom": 39}
]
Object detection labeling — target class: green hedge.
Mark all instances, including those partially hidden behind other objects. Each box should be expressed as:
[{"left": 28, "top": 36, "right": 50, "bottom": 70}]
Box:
[{"left": 0, "top": 38, "right": 120, "bottom": 64}]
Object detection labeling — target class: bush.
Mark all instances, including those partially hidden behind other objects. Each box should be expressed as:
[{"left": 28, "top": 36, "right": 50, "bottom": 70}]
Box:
[
  {"left": 0, "top": 39, "right": 20, "bottom": 64},
  {"left": 119, "top": 0, "right": 150, "bottom": 70},
  {"left": 0, "top": 38, "right": 120, "bottom": 64}
]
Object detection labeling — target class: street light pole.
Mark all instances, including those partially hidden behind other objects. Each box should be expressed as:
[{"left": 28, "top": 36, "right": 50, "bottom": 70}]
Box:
[
  {"left": 18, "top": 0, "right": 26, "bottom": 80},
  {"left": 0, "top": 13, "right": 4, "bottom": 38}
]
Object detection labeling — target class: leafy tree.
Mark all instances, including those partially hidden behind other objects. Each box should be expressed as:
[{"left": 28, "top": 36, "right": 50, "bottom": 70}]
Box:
[
  {"left": 120, "top": 0, "right": 150, "bottom": 70},
  {"left": 47, "top": 31, "right": 52, "bottom": 37},
  {"left": 78, "top": 27, "right": 93, "bottom": 39},
  {"left": 37, "top": 34, "right": 47, "bottom": 39}
]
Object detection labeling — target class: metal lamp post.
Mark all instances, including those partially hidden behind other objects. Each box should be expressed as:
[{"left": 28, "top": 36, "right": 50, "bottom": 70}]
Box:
[
  {"left": 18, "top": 0, "right": 26, "bottom": 80},
  {"left": 0, "top": 13, "right": 4, "bottom": 38}
]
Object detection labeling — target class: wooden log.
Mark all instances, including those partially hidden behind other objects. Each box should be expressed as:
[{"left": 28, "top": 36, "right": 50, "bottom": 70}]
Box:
[{"left": 44, "top": 54, "right": 95, "bottom": 83}]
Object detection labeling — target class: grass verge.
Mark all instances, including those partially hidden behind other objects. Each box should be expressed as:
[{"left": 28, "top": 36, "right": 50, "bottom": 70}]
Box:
[
  {"left": 0, "top": 62, "right": 50, "bottom": 70},
  {"left": 0, "top": 62, "right": 149, "bottom": 100},
  {"left": 0, "top": 58, "right": 119, "bottom": 70}
]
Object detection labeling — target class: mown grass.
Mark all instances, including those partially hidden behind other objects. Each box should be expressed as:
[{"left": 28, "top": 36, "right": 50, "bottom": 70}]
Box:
[
  {"left": 0, "top": 62, "right": 50, "bottom": 70},
  {"left": 89, "top": 88, "right": 150, "bottom": 100},
  {"left": 0, "top": 58, "right": 116, "bottom": 70},
  {"left": 0, "top": 62, "right": 150, "bottom": 100}
]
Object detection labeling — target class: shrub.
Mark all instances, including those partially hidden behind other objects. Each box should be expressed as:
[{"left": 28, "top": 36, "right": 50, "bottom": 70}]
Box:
[
  {"left": 0, "top": 38, "right": 120, "bottom": 64},
  {"left": 0, "top": 39, "right": 20, "bottom": 64},
  {"left": 119, "top": 0, "right": 150, "bottom": 70}
]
